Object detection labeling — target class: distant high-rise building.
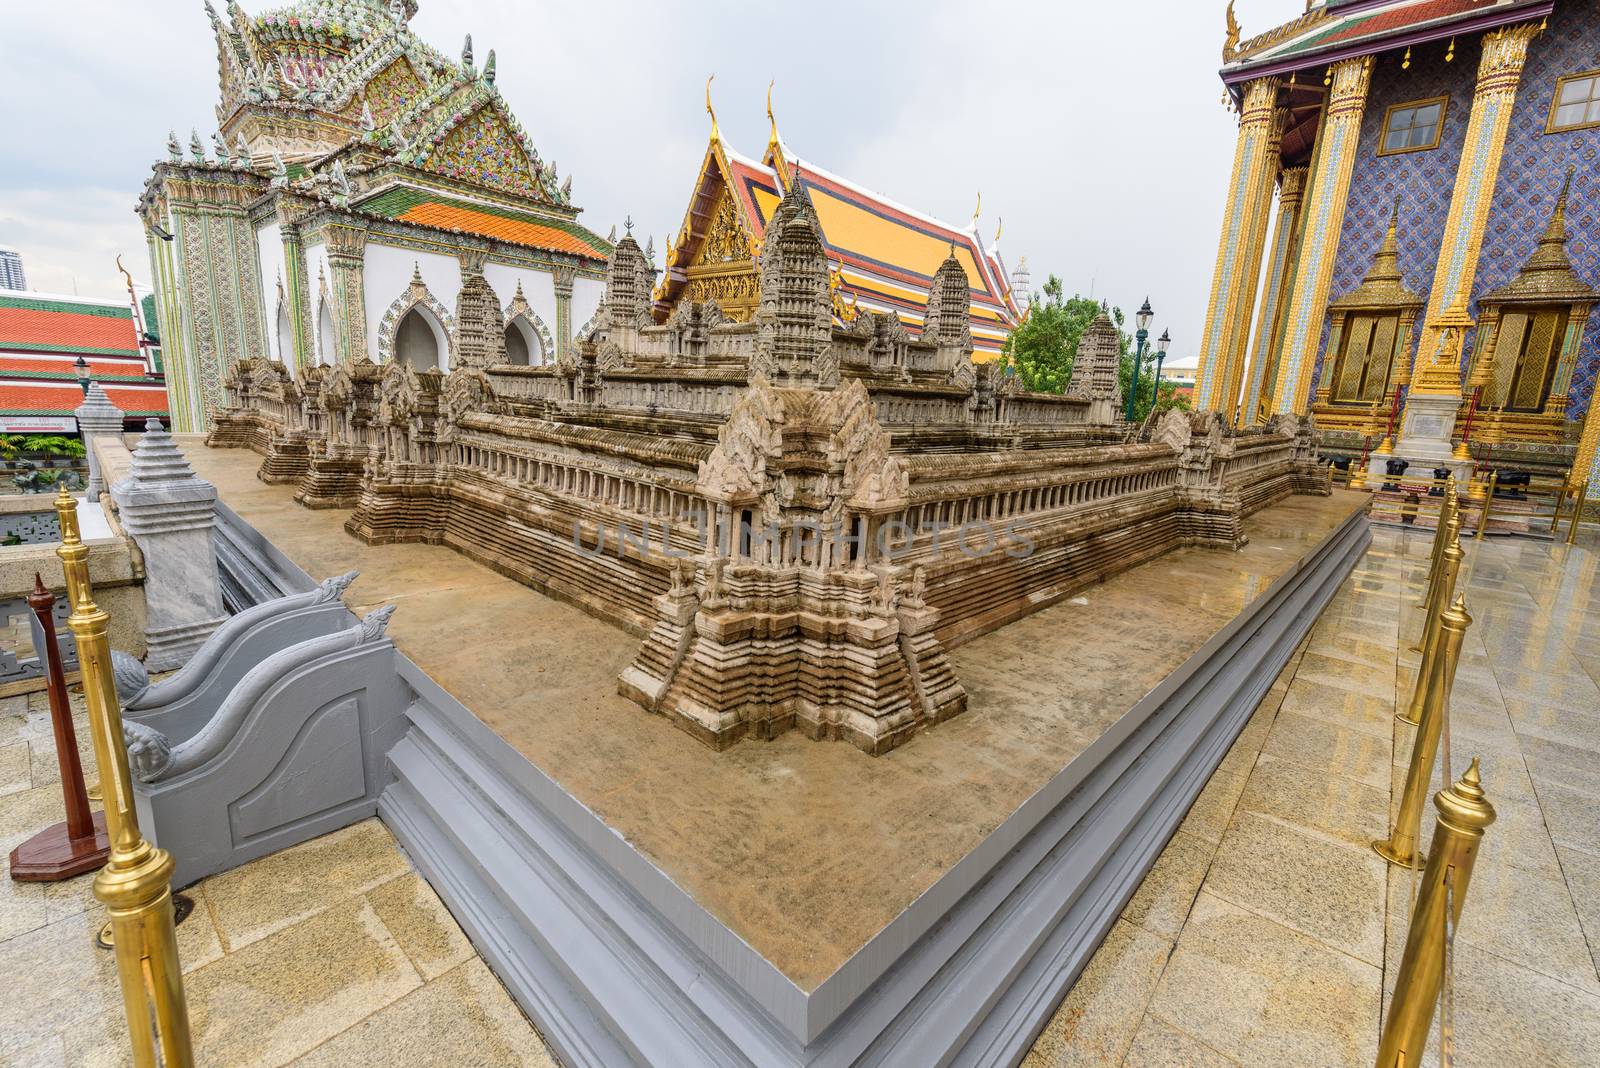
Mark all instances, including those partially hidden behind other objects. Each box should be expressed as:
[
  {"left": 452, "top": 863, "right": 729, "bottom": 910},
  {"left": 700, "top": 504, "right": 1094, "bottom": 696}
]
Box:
[{"left": 0, "top": 249, "right": 24, "bottom": 291}]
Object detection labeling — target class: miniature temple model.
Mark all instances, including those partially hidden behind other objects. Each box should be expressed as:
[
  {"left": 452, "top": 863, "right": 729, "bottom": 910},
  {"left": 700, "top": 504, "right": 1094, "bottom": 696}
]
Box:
[
  {"left": 211, "top": 175, "right": 1330, "bottom": 755},
  {"left": 136, "top": 0, "right": 611, "bottom": 433}
]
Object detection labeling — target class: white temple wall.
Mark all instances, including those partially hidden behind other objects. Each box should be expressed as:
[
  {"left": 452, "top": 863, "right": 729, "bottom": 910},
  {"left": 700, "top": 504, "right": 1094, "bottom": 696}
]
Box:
[
  {"left": 484, "top": 262, "right": 557, "bottom": 332},
  {"left": 253, "top": 220, "right": 286, "bottom": 365},
  {"left": 363, "top": 243, "right": 460, "bottom": 362},
  {"left": 573, "top": 276, "right": 603, "bottom": 334},
  {"left": 302, "top": 240, "right": 333, "bottom": 364}
]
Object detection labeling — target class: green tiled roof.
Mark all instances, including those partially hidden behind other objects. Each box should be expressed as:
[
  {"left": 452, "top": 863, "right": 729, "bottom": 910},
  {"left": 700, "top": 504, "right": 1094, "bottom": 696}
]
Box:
[{"left": 0, "top": 295, "right": 131, "bottom": 319}]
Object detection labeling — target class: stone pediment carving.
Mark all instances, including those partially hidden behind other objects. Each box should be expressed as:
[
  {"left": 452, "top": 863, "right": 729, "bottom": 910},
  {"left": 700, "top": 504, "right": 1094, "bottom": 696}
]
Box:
[
  {"left": 697, "top": 375, "right": 784, "bottom": 499},
  {"left": 443, "top": 366, "right": 492, "bottom": 425},
  {"left": 832, "top": 379, "right": 909, "bottom": 509},
  {"left": 377, "top": 359, "right": 419, "bottom": 424}
]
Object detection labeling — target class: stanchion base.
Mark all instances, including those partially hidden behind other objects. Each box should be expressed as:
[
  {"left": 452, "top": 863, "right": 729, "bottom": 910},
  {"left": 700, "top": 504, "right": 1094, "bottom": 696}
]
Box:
[
  {"left": 1396, "top": 710, "right": 1421, "bottom": 725},
  {"left": 1373, "top": 839, "right": 1426, "bottom": 869},
  {"left": 95, "top": 893, "right": 195, "bottom": 951},
  {"left": 7, "top": 812, "right": 109, "bottom": 882}
]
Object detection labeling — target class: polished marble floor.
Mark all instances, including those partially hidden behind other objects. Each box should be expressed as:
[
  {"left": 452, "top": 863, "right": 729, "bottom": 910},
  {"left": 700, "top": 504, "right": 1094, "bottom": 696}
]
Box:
[
  {"left": 1, "top": 524, "right": 1596, "bottom": 1065},
  {"left": 1025, "top": 524, "right": 1600, "bottom": 1067}
]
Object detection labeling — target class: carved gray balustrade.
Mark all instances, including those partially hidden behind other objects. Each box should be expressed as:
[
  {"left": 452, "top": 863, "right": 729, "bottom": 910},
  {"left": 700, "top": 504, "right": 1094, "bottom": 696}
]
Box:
[{"left": 115, "top": 588, "right": 405, "bottom": 887}]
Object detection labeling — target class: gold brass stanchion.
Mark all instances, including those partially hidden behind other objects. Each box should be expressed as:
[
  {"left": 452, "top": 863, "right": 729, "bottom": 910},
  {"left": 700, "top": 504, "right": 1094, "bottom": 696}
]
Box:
[
  {"left": 1377, "top": 594, "right": 1472, "bottom": 868},
  {"left": 1415, "top": 478, "right": 1457, "bottom": 611},
  {"left": 1569, "top": 478, "right": 1588, "bottom": 546},
  {"left": 54, "top": 486, "right": 194, "bottom": 1068},
  {"left": 1475, "top": 471, "right": 1498, "bottom": 542},
  {"left": 1402, "top": 500, "right": 1463, "bottom": 711},
  {"left": 1375, "top": 758, "right": 1497, "bottom": 1067}
]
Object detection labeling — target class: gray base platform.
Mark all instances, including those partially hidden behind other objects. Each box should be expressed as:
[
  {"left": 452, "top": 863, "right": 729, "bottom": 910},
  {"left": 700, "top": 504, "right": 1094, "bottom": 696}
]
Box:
[{"left": 321, "top": 508, "right": 1369, "bottom": 1068}]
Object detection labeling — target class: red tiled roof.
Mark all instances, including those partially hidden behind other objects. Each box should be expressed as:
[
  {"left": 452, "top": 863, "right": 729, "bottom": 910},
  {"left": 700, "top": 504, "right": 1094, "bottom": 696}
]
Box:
[
  {"left": 0, "top": 303, "right": 140, "bottom": 357},
  {"left": 0, "top": 354, "right": 152, "bottom": 379},
  {"left": 0, "top": 382, "right": 167, "bottom": 417}
]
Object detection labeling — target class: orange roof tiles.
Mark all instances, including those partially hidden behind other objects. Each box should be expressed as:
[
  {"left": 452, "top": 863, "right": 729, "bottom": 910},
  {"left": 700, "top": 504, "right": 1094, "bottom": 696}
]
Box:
[
  {"left": 0, "top": 383, "right": 167, "bottom": 416},
  {"left": 395, "top": 202, "right": 608, "bottom": 259},
  {"left": 0, "top": 306, "right": 140, "bottom": 355}
]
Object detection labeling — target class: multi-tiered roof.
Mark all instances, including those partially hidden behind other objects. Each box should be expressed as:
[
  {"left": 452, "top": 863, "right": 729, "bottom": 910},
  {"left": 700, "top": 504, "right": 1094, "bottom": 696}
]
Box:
[
  {"left": 653, "top": 97, "right": 1025, "bottom": 359},
  {"left": 192, "top": 0, "right": 608, "bottom": 263}
]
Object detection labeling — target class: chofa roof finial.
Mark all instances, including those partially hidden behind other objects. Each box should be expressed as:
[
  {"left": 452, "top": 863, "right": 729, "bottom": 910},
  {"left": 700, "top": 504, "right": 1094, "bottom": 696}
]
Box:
[{"left": 706, "top": 74, "right": 720, "bottom": 143}]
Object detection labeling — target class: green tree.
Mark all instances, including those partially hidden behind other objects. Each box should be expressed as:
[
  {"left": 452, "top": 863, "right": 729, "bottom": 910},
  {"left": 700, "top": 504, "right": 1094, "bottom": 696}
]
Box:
[
  {"left": 995, "top": 276, "right": 1107, "bottom": 394},
  {"left": 998, "top": 277, "right": 1186, "bottom": 423}
]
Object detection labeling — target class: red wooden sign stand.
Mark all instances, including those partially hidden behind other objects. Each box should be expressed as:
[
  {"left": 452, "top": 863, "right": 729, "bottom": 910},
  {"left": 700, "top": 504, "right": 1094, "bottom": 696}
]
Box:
[{"left": 8, "top": 574, "right": 108, "bottom": 881}]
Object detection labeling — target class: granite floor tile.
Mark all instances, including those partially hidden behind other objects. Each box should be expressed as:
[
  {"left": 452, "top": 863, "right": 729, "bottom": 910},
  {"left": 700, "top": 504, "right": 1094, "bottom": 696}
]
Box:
[
  {"left": 1505, "top": 696, "right": 1600, "bottom": 753},
  {"left": 1276, "top": 680, "right": 1396, "bottom": 741},
  {"left": 1379, "top": 939, "right": 1600, "bottom": 1068},
  {"left": 1119, "top": 830, "right": 1213, "bottom": 942},
  {"left": 1260, "top": 712, "right": 1393, "bottom": 790},
  {"left": 202, "top": 819, "right": 411, "bottom": 951},
  {"left": 289, "top": 959, "right": 555, "bottom": 1068},
  {"left": 1021, "top": 919, "right": 1170, "bottom": 1068},
  {"left": 1177, "top": 768, "right": 1248, "bottom": 845},
  {"left": 174, "top": 896, "right": 420, "bottom": 1067},
  {"left": 1554, "top": 845, "right": 1600, "bottom": 978},
  {"left": 1120, "top": 1015, "right": 1238, "bottom": 1067},
  {"left": 1236, "top": 753, "right": 1389, "bottom": 851},
  {"left": 26, "top": 728, "right": 98, "bottom": 789},
  {"left": 0, "top": 783, "right": 83, "bottom": 855},
  {"left": 1290, "top": 652, "right": 1397, "bottom": 702},
  {"left": 1520, "top": 733, "right": 1600, "bottom": 798},
  {"left": 1450, "top": 853, "right": 1600, "bottom": 995},
  {"left": 0, "top": 873, "right": 46, "bottom": 943},
  {"left": 1147, "top": 892, "right": 1380, "bottom": 1068},
  {"left": 1205, "top": 811, "right": 1388, "bottom": 966},
  {"left": 0, "top": 740, "right": 29, "bottom": 796},
  {"left": 1529, "top": 776, "right": 1600, "bottom": 854},
  {"left": 0, "top": 910, "right": 122, "bottom": 1061},
  {"left": 366, "top": 873, "right": 474, "bottom": 982}
]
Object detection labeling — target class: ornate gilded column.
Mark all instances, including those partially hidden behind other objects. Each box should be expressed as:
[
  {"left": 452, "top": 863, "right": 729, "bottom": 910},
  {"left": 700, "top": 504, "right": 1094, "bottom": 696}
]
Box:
[
  {"left": 1194, "top": 77, "right": 1285, "bottom": 417},
  {"left": 552, "top": 265, "right": 576, "bottom": 363},
  {"left": 1394, "top": 23, "right": 1542, "bottom": 473},
  {"left": 323, "top": 222, "right": 369, "bottom": 363},
  {"left": 1410, "top": 23, "right": 1542, "bottom": 400},
  {"left": 1270, "top": 56, "right": 1374, "bottom": 416},
  {"left": 1241, "top": 165, "right": 1307, "bottom": 424}
]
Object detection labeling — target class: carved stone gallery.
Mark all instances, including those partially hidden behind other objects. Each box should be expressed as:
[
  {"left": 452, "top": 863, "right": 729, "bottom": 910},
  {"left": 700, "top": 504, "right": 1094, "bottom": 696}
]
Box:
[{"left": 210, "top": 178, "right": 1329, "bottom": 755}]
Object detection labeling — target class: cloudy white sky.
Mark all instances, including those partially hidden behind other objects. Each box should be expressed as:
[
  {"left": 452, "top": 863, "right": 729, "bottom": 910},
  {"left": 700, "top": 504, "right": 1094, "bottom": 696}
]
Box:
[{"left": 0, "top": 0, "right": 1299, "bottom": 363}]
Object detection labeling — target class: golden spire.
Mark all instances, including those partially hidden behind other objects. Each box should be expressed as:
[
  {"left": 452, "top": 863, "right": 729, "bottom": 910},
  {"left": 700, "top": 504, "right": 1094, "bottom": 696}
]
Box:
[
  {"left": 1513, "top": 166, "right": 1581, "bottom": 277},
  {"left": 766, "top": 80, "right": 779, "bottom": 151},
  {"left": 706, "top": 74, "right": 720, "bottom": 143},
  {"left": 971, "top": 191, "right": 981, "bottom": 230},
  {"left": 993, "top": 217, "right": 1003, "bottom": 246}
]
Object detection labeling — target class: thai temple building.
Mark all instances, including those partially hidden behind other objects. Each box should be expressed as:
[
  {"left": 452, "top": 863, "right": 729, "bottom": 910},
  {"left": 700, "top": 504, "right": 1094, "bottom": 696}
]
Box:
[
  {"left": 136, "top": 0, "right": 612, "bottom": 433},
  {"left": 1193, "top": 0, "right": 1600, "bottom": 509},
  {"left": 652, "top": 87, "right": 1028, "bottom": 359}
]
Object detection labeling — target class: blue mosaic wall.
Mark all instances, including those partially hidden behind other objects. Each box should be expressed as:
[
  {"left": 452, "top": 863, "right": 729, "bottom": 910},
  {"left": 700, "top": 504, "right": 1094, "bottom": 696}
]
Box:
[{"left": 1313, "top": 2, "right": 1600, "bottom": 422}]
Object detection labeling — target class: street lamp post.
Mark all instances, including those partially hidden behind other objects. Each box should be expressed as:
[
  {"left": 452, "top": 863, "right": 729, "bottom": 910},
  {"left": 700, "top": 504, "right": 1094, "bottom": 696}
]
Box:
[
  {"left": 1124, "top": 298, "right": 1154, "bottom": 423},
  {"left": 1150, "top": 328, "right": 1171, "bottom": 413},
  {"left": 74, "top": 356, "right": 91, "bottom": 397}
]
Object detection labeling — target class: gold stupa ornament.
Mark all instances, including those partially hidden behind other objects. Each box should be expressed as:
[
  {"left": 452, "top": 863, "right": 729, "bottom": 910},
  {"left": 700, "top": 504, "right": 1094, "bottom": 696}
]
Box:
[{"left": 1411, "top": 301, "right": 1477, "bottom": 395}]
